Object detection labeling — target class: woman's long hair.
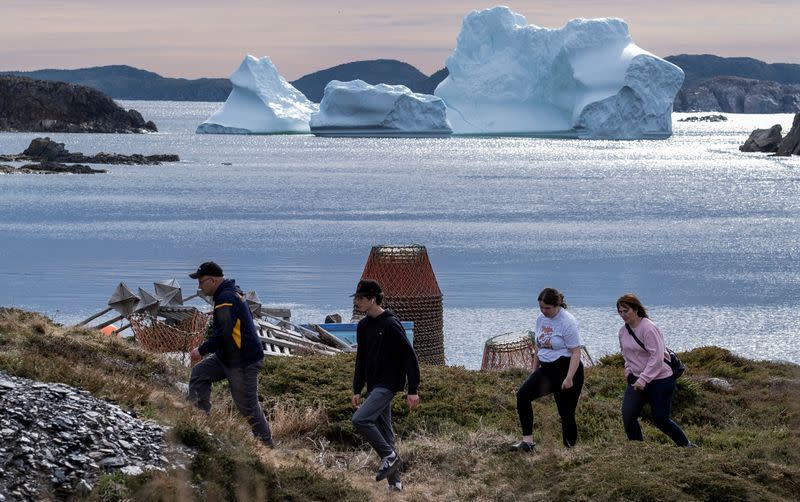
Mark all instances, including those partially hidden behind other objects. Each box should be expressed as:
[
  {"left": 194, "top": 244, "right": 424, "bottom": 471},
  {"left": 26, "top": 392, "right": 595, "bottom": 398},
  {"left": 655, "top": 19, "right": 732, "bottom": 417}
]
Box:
[
  {"left": 616, "top": 293, "right": 649, "bottom": 318},
  {"left": 538, "top": 288, "right": 567, "bottom": 309}
]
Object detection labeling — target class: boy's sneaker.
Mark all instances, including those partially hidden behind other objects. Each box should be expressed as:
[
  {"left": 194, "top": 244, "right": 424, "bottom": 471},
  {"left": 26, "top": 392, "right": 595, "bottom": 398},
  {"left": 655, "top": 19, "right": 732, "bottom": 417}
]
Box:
[
  {"left": 510, "top": 440, "right": 535, "bottom": 452},
  {"left": 375, "top": 452, "right": 402, "bottom": 481},
  {"left": 387, "top": 482, "right": 403, "bottom": 492}
]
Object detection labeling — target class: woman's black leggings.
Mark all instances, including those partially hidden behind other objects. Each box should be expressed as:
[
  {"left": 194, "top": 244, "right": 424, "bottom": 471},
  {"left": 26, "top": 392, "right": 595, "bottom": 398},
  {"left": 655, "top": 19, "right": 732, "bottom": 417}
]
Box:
[
  {"left": 622, "top": 374, "right": 689, "bottom": 446},
  {"left": 516, "top": 357, "right": 584, "bottom": 447}
]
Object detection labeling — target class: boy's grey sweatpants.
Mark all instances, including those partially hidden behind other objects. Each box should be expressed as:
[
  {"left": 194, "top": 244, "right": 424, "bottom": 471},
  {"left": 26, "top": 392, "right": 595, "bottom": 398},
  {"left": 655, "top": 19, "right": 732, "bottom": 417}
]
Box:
[
  {"left": 188, "top": 354, "right": 272, "bottom": 445},
  {"left": 352, "top": 386, "right": 401, "bottom": 484}
]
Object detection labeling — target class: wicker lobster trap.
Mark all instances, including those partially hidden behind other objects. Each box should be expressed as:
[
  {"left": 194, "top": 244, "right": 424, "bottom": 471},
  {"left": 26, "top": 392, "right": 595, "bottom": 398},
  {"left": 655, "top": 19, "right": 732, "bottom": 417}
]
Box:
[
  {"left": 130, "top": 308, "right": 209, "bottom": 353},
  {"left": 481, "top": 331, "right": 595, "bottom": 371},
  {"left": 481, "top": 331, "right": 536, "bottom": 371},
  {"left": 354, "top": 245, "right": 445, "bottom": 365}
]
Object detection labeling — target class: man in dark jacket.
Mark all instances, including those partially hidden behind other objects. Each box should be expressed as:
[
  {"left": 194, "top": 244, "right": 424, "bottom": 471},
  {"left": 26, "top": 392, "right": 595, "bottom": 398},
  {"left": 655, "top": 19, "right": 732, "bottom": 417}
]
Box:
[
  {"left": 187, "top": 261, "right": 273, "bottom": 447},
  {"left": 351, "top": 279, "right": 420, "bottom": 492}
]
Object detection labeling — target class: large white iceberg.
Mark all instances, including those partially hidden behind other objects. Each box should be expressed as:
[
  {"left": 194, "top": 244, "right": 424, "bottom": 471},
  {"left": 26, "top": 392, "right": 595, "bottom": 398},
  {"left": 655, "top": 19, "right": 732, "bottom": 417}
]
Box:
[
  {"left": 435, "top": 6, "right": 684, "bottom": 139},
  {"left": 310, "top": 80, "right": 452, "bottom": 137},
  {"left": 196, "top": 55, "right": 317, "bottom": 134}
]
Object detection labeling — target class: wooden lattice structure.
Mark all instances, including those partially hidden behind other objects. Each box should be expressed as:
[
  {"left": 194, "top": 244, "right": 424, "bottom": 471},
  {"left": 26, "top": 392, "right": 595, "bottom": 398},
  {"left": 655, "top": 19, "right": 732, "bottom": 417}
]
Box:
[
  {"left": 129, "top": 309, "right": 209, "bottom": 353},
  {"left": 354, "top": 245, "right": 445, "bottom": 365}
]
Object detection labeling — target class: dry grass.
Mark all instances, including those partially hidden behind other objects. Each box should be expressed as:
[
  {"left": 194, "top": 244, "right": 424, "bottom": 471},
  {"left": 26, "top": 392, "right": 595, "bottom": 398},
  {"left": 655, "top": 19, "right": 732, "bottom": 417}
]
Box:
[
  {"left": 2, "top": 307, "right": 800, "bottom": 501},
  {"left": 268, "top": 398, "right": 329, "bottom": 439},
  {"left": 0, "top": 308, "right": 364, "bottom": 501}
]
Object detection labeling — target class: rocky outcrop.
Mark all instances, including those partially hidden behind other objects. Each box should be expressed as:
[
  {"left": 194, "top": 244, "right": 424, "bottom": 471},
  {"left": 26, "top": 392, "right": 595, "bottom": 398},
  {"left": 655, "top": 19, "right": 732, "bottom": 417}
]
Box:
[
  {"left": 776, "top": 113, "right": 800, "bottom": 156},
  {"left": 675, "top": 76, "right": 800, "bottom": 113},
  {"left": 739, "top": 124, "right": 783, "bottom": 152},
  {"left": 0, "top": 76, "right": 157, "bottom": 133},
  {"left": 21, "top": 162, "right": 106, "bottom": 174},
  {"left": 0, "top": 371, "right": 165, "bottom": 499},
  {"left": 677, "top": 114, "right": 727, "bottom": 122},
  {"left": 0, "top": 137, "right": 178, "bottom": 165},
  {"left": 1, "top": 162, "right": 105, "bottom": 174}
]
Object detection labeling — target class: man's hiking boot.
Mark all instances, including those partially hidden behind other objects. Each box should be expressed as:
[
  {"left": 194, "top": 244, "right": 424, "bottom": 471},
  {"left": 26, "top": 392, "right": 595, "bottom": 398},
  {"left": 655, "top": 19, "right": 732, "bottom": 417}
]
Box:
[
  {"left": 387, "top": 482, "right": 403, "bottom": 492},
  {"left": 510, "top": 440, "right": 535, "bottom": 452},
  {"left": 376, "top": 452, "right": 402, "bottom": 481}
]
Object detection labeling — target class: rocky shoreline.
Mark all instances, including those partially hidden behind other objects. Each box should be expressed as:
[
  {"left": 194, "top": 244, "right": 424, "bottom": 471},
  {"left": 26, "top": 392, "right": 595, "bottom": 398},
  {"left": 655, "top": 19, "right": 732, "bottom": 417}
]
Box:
[
  {"left": 0, "top": 162, "right": 105, "bottom": 174},
  {"left": 0, "top": 371, "right": 166, "bottom": 500},
  {"left": 0, "top": 76, "right": 157, "bottom": 134},
  {"left": 675, "top": 76, "right": 800, "bottom": 113},
  {"left": 677, "top": 114, "right": 727, "bottom": 122},
  {"left": 740, "top": 112, "right": 800, "bottom": 155},
  {"left": 0, "top": 137, "right": 179, "bottom": 174}
]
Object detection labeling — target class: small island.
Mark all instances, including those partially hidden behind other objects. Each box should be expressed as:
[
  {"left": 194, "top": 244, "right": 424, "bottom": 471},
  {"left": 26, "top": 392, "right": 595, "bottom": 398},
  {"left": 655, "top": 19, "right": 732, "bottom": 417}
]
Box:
[{"left": 0, "top": 137, "right": 179, "bottom": 174}]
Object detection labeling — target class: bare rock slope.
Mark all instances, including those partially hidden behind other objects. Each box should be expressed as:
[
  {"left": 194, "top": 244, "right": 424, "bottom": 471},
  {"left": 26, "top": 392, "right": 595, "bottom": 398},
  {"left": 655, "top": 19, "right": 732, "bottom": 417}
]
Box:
[{"left": 0, "top": 76, "right": 157, "bottom": 133}]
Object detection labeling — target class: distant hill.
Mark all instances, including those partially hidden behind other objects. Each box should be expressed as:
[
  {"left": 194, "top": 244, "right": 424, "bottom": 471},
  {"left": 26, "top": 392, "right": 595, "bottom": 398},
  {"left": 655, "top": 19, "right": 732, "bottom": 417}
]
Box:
[
  {"left": 2, "top": 65, "right": 231, "bottom": 101},
  {"left": 289, "top": 59, "right": 429, "bottom": 102},
  {"left": 665, "top": 54, "right": 800, "bottom": 87},
  {"left": 665, "top": 55, "right": 800, "bottom": 112},
  {"left": 674, "top": 76, "right": 800, "bottom": 113},
  {"left": 6, "top": 55, "right": 800, "bottom": 113},
  {"left": 414, "top": 68, "right": 449, "bottom": 95}
]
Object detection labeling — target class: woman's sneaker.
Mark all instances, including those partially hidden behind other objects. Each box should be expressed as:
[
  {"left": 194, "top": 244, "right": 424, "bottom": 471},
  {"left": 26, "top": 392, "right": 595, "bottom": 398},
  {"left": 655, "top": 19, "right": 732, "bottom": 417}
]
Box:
[
  {"left": 510, "top": 441, "right": 535, "bottom": 452},
  {"left": 387, "top": 482, "right": 403, "bottom": 492}
]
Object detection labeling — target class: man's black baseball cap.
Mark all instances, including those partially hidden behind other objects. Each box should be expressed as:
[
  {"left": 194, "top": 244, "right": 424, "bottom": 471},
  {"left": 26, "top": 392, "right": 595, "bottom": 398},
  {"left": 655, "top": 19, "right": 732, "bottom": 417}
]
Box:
[
  {"left": 189, "top": 261, "right": 224, "bottom": 279},
  {"left": 350, "top": 279, "right": 382, "bottom": 297}
]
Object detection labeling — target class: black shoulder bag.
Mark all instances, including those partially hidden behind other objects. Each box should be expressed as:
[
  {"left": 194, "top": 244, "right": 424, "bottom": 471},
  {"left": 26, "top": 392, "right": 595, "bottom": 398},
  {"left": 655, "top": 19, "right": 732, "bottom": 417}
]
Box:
[{"left": 625, "top": 323, "right": 685, "bottom": 379}]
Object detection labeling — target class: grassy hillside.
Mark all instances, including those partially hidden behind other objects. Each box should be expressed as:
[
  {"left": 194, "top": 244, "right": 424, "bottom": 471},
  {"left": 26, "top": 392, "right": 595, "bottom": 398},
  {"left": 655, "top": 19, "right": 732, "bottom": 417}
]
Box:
[{"left": 1, "top": 307, "right": 798, "bottom": 501}]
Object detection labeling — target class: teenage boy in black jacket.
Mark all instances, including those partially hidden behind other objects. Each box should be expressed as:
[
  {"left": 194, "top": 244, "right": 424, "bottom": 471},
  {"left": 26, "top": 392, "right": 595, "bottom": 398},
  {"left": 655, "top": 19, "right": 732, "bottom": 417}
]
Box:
[
  {"left": 351, "top": 279, "right": 420, "bottom": 492},
  {"left": 187, "top": 261, "right": 273, "bottom": 447}
]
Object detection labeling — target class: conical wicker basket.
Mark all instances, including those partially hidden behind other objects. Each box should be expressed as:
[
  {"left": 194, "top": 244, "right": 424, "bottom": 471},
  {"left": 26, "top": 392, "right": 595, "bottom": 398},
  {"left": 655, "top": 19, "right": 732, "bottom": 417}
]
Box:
[{"left": 354, "top": 245, "right": 445, "bottom": 365}]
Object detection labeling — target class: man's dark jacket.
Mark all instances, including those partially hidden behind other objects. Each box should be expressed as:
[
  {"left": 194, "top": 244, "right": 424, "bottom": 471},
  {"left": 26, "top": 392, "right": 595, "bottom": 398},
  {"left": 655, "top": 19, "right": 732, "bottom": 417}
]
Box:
[
  {"left": 198, "top": 279, "right": 263, "bottom": 367},
  {"left": 352, "top": 309, "right": 420, "bottom": 395}
]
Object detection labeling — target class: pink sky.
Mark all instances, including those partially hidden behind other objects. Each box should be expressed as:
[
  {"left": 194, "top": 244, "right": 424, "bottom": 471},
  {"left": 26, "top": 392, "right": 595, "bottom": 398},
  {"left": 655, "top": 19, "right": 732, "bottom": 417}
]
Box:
[{"left": 1, "top": 1, "right": 797, "bottom": 80}]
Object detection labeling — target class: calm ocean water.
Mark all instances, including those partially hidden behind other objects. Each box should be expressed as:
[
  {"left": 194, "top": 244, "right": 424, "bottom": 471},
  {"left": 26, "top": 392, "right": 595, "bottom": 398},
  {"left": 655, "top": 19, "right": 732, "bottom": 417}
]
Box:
[{"left": 1, "top": 101, "right": 798, "bottom": 368}]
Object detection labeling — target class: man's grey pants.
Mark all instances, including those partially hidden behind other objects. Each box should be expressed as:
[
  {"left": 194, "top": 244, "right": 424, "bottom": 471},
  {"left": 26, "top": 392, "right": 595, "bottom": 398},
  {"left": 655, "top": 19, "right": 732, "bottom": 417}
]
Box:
[
  {"left": 188, "top": 354, "right": 272, "bottom": 445},
  {"left": 352, "top": 387, "right": 400, "bottom": 484}
]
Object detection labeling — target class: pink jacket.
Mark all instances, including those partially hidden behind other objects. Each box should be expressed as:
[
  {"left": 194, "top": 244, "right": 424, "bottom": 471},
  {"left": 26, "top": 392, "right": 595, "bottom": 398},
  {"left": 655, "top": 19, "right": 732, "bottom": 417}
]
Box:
[{"left": 618, "top": 317, "right": 672, "bottom": 387}]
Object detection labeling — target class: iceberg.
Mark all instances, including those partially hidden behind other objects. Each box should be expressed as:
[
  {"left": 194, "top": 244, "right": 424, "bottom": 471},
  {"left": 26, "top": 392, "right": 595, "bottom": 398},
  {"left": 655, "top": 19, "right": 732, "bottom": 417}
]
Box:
[
  {"left": 196, "top": 55, "right": 317, "bottom": 134},
  {"left": 310, "top": 80, "right": 452, "bottom": 137},
  {"left": 435, "top": 6, "right": 684, "bottom": 139}
]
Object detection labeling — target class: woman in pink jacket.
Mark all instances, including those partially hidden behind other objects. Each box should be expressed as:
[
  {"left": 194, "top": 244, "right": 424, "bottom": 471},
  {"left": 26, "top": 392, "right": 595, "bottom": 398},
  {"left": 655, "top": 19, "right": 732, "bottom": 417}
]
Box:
[{"left": 617, "top": 293, "right": 691, "bottom": 446}]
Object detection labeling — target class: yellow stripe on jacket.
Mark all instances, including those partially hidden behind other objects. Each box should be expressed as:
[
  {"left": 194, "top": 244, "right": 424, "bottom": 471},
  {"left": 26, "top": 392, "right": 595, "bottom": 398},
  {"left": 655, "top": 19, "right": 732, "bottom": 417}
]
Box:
[
  {"left": 232, "top": 319, "right": 242, "bottom": 348},
  {"left": 215, "top": 303, "right": 233, "bottom": 309}
]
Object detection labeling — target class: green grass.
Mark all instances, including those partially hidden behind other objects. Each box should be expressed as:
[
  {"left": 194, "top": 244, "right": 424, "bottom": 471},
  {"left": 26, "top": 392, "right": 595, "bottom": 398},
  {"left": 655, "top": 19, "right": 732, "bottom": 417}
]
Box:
[
  {"left": 0, "top": 308, "right": 365, "bottom": 501},
  {"left": 2, "top": 307, "right": 799, "bottom": 501}
]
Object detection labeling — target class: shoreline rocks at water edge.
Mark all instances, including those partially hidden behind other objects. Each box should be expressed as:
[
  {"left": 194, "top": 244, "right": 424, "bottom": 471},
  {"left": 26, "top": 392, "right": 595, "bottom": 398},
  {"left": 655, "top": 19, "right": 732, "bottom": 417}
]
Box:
[
  {"left": 0, "top": 137, "right": 179, "bottom": 174},
  {"left": 739, "top": 112, "right": 800, "bottom": 155},
  {"left": 1, "top": 162, "right": 105, "bottom": 174},
  {"left": 677, "top": 114, "right": 727, "bottom": 122}
]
